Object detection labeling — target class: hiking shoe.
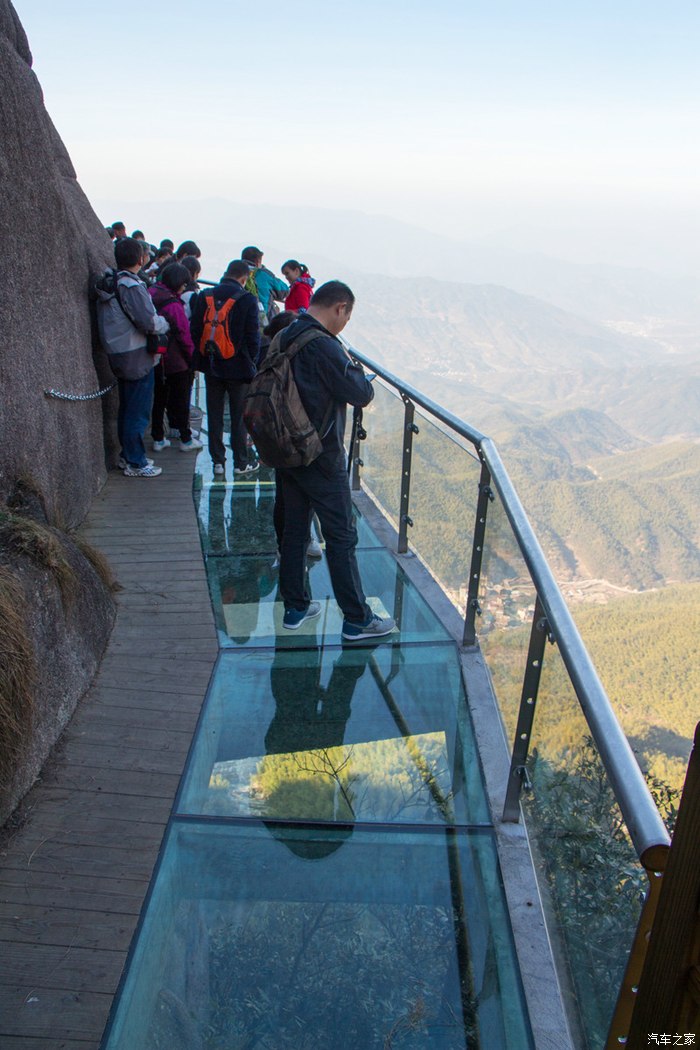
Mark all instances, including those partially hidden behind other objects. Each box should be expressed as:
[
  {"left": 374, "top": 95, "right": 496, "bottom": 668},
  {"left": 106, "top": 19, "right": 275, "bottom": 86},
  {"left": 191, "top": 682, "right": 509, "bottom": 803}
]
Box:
[
  {"left": 283, "top": 601, "right": 322, "bottom": 630},
  {"left": 306, "top": 537, "right": 323, "bottom": 559},
  {"left": 123, "top": 463, "right": 162, "bottom": 478},
  {"left": 119, "top": 456, "right": 153, "bottom": 470},
  {"left": 234, "top": 462, "right": 259, "bottom": 475},
  {"left": 153, "top": 439, "right": 171, "bottom": 452},
  {"left": 213, "top": 463, "right": 225, "bottom": 476},
  {"left": 342, "top": 613, "right": 397, "bottom": 641},
  {"left": 180, "top": 438, "right": 203, "bottom": 452}
]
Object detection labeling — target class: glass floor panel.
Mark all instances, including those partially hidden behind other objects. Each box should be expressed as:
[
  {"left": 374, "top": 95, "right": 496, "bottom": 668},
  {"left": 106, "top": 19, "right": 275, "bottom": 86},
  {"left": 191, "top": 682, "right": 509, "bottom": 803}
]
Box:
[
  {"left": 177, "top": 644, "right": 490, "bottom": 825},
  {"left": 206, "top": 545, "right": 451, "bottom": 649},
  {"left": 195, "top": 483, "right": 382, "bottom": 557},
  {"left": 101, "top": 438, "right": 534, "bottom": 1048},
  {"left": 102, "top": 821, "right": 532, "bottom": 1050}
]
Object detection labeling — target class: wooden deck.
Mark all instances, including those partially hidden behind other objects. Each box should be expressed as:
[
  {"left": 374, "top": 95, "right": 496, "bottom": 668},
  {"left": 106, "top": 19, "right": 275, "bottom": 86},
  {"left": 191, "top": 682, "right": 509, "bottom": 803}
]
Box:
[{"left": 0, "top": 449, "right": 217, "bottom": 1048}]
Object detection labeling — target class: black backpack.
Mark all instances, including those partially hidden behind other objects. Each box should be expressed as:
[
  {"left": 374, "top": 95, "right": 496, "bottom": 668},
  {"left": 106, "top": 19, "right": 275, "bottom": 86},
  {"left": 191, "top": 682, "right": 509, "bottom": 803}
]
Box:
[{"left": 243, "top": 329, "right": 332, "bottom": 468}]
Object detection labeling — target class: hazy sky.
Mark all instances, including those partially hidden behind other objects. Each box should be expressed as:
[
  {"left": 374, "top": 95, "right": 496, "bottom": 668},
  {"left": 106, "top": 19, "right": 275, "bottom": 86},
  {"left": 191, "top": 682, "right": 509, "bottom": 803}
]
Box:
[{"left": 13, "top": 0, "right": 700, "bottom": 275}]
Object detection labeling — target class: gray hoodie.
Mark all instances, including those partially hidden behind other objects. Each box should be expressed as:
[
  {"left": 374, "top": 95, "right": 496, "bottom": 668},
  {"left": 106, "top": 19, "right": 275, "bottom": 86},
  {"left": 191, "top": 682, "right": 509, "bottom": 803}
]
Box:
[{"left": 95, "top": 270, "right": 169, "bottom": 380}]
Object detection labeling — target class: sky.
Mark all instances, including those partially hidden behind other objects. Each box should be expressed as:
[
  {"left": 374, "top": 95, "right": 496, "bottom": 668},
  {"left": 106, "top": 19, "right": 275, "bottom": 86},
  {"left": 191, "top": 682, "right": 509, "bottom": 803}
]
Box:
[{"left": 13, "top": 0, "right": 700, "bottom": 276}]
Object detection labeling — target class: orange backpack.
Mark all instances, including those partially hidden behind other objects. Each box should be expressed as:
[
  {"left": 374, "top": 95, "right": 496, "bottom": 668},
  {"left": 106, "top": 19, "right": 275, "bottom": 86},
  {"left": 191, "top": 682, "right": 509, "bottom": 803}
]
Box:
[{"left": 199, "top": 294, "right": 237, "bottom": 360}]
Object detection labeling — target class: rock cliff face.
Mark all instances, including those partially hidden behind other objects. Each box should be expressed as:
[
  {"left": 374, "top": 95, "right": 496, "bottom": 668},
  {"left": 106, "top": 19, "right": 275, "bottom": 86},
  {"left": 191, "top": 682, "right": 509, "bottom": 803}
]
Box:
[
  {"left": 0, "top": 0, "right": 117, "bottom": 522},
  {"left": 0, "top": 2, "right": 118, "bottom": 824}
]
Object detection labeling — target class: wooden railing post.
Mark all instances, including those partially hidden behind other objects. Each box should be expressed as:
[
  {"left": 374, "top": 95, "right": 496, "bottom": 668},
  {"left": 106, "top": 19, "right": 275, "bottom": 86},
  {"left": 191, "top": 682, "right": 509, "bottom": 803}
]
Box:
[{"left": 619, "top": 722, "right": 700, "bottom": 1047}]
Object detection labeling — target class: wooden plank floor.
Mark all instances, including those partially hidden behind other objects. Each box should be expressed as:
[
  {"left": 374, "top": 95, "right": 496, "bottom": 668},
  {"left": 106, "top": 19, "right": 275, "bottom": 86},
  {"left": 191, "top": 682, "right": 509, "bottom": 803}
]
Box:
[{"left": 0, "top": 448, "right": 218, "bottom": 1048}]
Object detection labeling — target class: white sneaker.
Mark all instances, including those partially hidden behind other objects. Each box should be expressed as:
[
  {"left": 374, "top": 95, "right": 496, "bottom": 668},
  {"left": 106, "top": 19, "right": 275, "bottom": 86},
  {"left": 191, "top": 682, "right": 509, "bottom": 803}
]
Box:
[
  {"left": 123, "top": 463, "right": 162, "bottom": 478},
  {"left": 119, "top": 456, "right": 153, "bottom": 470},
  {"left": 180, "top": 438, "right": 203, "bottom": 452},
  {"left": 153, "top": 439, "right": 171, "bottom": 452},
  {"left": 306, "top": 537, "right": 323, "bottom": 559},
  {"left": 213, "top": 463, "right": 225, "bottom": 476},
  {"left": 234, "top": 462, "right": 260, "bottom": 475}
]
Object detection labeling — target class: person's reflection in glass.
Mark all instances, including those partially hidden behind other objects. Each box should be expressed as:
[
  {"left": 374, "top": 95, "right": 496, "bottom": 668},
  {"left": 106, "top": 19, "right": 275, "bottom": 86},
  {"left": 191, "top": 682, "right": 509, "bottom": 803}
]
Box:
[
  {"left": 262, "top": 645, "right": 373, "bottom": 857},
  {"left": 206, "top": 483, "right": 278, "bottom": 643}
]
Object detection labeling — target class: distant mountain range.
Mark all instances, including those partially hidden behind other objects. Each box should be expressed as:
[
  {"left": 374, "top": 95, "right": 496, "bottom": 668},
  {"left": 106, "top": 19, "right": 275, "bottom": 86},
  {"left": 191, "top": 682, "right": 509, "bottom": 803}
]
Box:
[{"left": 98, "top": 195, "right": 700, "bottom": 333}]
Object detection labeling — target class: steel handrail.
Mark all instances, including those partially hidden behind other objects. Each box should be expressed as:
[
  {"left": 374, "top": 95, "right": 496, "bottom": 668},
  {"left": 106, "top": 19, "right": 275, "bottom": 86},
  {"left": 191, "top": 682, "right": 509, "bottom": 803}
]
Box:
[{"left": 341, "top": 338, "right": 670, "bottom": 869}]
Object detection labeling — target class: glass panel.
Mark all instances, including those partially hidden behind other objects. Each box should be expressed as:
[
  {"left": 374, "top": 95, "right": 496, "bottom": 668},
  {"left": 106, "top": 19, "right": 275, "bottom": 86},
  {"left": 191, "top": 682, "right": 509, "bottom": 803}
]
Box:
[
  {"left": 178, "top": 644, "right": 489, "bottom": 826},
  {"left": 205, "top": 546, "right": 451, "bottom": 649},
  {"left": 477, "top": 485, "right": 537, "bottom": 743},
  {"left": 194, "top": 481, "right": 382, "bottom": 558},
  {"left": 103, "top": 822, "right": 533, "bottom": 1050},
  {"left": 409, "top": 409, "right": 482, "bottom": 613},
  {"left": 359, "top": 379, "right": 405, "bottom": 529},
  {"left": 522, "top": 643, "right": 645, "bottom": 1050}
]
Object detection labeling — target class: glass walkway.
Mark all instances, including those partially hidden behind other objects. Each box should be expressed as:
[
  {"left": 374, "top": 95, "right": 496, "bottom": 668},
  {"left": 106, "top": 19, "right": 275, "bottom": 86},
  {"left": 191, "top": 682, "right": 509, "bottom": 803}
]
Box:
[{"left": 100, "top": 452, "right": 535, "bottom": 1049}]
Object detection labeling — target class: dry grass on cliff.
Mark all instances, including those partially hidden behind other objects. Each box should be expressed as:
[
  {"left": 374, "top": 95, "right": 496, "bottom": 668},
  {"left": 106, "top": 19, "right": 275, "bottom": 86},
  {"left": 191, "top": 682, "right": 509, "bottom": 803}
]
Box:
[
  {"left": 0, "top": 567, "right": 36, "bottom": 791},
  {"left": 0, "top": 510, "right": 78, "bottom": 605},
  {"left": 70, "top": 533, "right": 121, "bottom": 593}
]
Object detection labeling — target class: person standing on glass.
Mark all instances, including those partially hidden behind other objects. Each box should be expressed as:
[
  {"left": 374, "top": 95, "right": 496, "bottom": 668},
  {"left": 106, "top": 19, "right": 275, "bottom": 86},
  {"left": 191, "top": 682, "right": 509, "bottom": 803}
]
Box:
[{"left": 276, "top": 281, "right": 396, "bottom": 641}]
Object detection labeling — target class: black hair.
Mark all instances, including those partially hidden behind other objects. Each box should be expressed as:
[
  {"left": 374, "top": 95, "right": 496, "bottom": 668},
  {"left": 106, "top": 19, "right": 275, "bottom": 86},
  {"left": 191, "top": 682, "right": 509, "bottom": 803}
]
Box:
[
  {"left": 115, "top": 236, "right": 145, "bottom": 269},
  {"left": 224, "top": 259, "right": 252, "bottom": 281},
  {"left": 111, "top": 221, "right": 126, "bottom": 232},
  {"left": 160, "top": 239, "right": 174, "bottom": 250},
  {"left": 310, "top": 280, "right": 355, "bottom": 309},
  {"left": 262, "top": 310, "right": 297, "bottom": 339},
  {"left": 159, "top": 262, "right": 191, "bottom": 292},
  {"left": 175, "top": 240, "right": 201, "bottom": 260},
  {"left": 155, "top": 247, "right": 172, "bottom": 261},
  {"left": 180, "top": 255, "right": 202, "bottom": 280},
  {"left": 282, "top": 259, "right": 308, "bottom": 276},
  {"left": 242, "top": 246, "right": 263, "bottom": 265},
  {"left": 131, "top": 229, "right": 145, "bottom": 239}
]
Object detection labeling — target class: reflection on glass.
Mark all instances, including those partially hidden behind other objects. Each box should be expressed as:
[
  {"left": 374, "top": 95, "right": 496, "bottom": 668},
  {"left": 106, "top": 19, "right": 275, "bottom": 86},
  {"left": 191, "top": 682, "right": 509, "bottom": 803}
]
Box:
[
  {"left": 205, "top": 547, "right": 450, "bottom": 649},
  {"left": 178, "top": 644, "right": 489, "bottom": 827},
  {"left": 523, "top": 647, "right": 644, "bottom": 1050},
  {"left": 103, "top": 822, "right": 532, "bottom": 1050},
  {"left": 360, "top": 380, "right": 405, "bottom": 528},
  {"left": 408, "top": 409, "right": 482, "bottom": 613},
  {"left": 477, "top": 486, "right": 537, "bottom": 741}
]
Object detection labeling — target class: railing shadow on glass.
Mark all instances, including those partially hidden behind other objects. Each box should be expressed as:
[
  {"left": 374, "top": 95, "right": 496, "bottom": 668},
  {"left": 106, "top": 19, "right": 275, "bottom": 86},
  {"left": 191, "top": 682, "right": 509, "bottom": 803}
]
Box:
[{"left": 341, "top": 337, "right": 672, "bottom": 1050}]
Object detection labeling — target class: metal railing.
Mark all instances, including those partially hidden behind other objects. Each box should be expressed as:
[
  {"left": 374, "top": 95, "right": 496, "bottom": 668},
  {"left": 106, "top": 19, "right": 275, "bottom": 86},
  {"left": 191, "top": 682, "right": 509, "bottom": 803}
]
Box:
[
  {"left": 342, "top": 338, "right": 669, "bottom": 865},
  {"left": 339, "top": 338, "right": 674, "bottom": 1049}
]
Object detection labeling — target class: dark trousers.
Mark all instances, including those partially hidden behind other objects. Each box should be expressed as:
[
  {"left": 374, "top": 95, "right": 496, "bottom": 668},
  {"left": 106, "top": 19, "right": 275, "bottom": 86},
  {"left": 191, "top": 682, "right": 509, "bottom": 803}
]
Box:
[
  {"left": 118, "top": 368, "right": 155, "bottom": 468},
  {"left": 278, "top": 461, "right": 370, "bottom": 623},
  {"left": 205, "top": 375, "right": 252, "bottom": 468},
  {"left": 151, "top": 365, "right": 192, "bottom": 443}
]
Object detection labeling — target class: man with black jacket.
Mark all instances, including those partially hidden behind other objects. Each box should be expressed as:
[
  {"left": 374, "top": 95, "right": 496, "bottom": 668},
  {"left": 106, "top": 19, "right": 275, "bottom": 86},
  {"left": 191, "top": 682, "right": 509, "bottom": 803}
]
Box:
[
  {"left": 276, "top": 281, "right": 397, "bottom": 641},
  {"left": 191, "top": 260, "right": 261, "bottom": 476}
]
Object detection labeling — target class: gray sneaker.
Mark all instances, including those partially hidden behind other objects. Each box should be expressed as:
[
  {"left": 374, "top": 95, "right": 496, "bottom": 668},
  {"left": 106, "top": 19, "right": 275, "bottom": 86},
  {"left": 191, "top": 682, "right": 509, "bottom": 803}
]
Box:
[
  {"left": 283, "top": 601, "right": 322, "bottom": 630},
  {"left": 341, "top": 613, "right": 397, "bottom": 641}
]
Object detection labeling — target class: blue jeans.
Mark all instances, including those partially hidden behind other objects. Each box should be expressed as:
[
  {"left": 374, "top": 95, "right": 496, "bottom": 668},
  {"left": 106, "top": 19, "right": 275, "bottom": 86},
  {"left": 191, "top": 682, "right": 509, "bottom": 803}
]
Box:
[
  {"left": 277, "top": 460, "right": 370, "bottom": 623},
  {"left": 118, "top": 368, "right": 155, "bottom": 468}
]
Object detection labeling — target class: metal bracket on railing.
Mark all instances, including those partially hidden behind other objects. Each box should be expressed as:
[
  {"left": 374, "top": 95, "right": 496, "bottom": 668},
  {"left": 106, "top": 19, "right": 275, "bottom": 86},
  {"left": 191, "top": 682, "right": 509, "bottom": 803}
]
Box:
[
  {"left": 463, "top": 462, "right": 492, "bottom": 647},
  {"left": 398, "top": 397, "right": 417, "bottom": 554},
  {"left": 503, "top": 595, "right": 550, "bottom": 822}
]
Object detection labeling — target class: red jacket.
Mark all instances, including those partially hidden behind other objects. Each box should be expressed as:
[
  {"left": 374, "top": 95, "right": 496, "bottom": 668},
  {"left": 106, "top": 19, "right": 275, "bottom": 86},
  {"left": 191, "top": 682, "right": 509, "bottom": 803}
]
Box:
[{"left": 285, "top": 274, "right": 315, "bottom": 313}]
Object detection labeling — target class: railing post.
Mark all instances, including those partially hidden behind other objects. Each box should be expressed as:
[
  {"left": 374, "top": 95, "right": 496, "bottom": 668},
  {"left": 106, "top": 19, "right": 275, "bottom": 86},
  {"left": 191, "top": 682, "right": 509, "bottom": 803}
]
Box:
[
  {"left": 463, "top": 461, "right": 493, "bottom": 647},
  {"left": 349, "top": 409, "right": 365, "bottom": 492},
  {"left": 503, "top": 595, "right": 550, "bottom": 822},
  {"left": 398, "top": 395, "right": 417, "bottom": 554}
]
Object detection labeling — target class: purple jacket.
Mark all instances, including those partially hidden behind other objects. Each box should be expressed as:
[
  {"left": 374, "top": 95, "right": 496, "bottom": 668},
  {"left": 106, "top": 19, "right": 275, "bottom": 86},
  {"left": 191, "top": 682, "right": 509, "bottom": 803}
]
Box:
[{"left": 148, "top": 282, "right": 195, "bottom": 375}]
